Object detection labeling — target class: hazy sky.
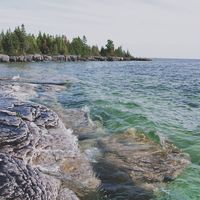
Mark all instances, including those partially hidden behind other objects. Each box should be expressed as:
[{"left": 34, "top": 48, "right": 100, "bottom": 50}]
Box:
[{"left": 0, "top": 0, "right": 200, "bottom": 58}]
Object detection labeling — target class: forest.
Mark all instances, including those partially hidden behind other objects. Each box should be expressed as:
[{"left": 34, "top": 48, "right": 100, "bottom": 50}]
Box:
[{"left": 0, "top": 24, "right": 132, "bottom": 58}]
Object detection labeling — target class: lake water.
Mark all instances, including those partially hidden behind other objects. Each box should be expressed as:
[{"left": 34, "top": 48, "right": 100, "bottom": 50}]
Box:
[{"left": 0, "top": 59, "right": 200, "bottom": 200}]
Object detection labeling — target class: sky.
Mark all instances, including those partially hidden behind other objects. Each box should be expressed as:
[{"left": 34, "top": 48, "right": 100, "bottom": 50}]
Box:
[{"left": 0, "top": 0, "right": 200, "bottom": 59}]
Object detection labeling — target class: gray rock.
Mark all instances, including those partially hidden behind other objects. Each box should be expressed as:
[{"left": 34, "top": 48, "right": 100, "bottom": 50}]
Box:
[
  {"left": 65, "top": 55, "right": 71, "bottom": 61},
  {"left": 87, "top": 57, "right": 96, "bottom": 61},
  {"left": 52, "top": 55, "right": 66, "bottom": 62},
  {"left": 70, "top": 55, "right": 78, "bottom": 62},
  {"left": 17, "top": 55, "right": 26, "bottom": 62},
  {"left": 25, "top": 55, "right": 34, "bottom": 62},
  {"left": 43, "top": 55, "right": 52, "bottom": 61},
  {"left": 9, "top": 56, "right": 17, "bottom": 62},
  {"left": 57, "top": 188, "right": 80, "bottom": 200},
  {"left": 77, "top": 57, "right": 87, "bottom": 61},
  {"left": 107, "top": 57, "right": 123, "bottom": 61},
  {"left": 0, "top": 109, "right": 29, "bottom": 146},
  {"left": 0, "top": 153, "right": 58, "bottom": 200},
  {"left": 33, "top": 54, "right": 43, "bottom": 62},
  {"left": 0, "top": 54, "right": 9, "bottom": 62},
  {"left": 94, "top": 56, "right": 107, "bottom": 61},
  {"left": 0, "top": 82, "right": 100, "bottom": 199}
]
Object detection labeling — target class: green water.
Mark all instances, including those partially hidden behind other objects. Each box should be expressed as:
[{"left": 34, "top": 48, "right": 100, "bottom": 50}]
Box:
[{"left": 0, "top": 59, "right": 200, "bottom": 199}]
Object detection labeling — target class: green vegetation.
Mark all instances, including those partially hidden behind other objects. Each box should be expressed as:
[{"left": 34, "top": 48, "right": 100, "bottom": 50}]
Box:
[{"left": 0, "top": 24, "right": 132, "bottom": 57}]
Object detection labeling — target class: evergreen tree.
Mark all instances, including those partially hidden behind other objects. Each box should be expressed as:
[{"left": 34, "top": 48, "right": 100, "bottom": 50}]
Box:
[
  {"left": 0, "top": 25, "right": 132, "bottom": 57},
  {"left": 14, "top": 24, "right": 28, "bottom": 54},
  {"left": 1, "top": 30, "right": 16, "bottom": 55},
  {"left": 26, "top": 34, "right": 39, "bottom": 54},
  {"left": 124, "top": 50, "right": 131, "bottom": 57},
  {"left": 69, "top": 37, "right": 84, "bottom": 56},
  {"left": 82, "top": 35, "right": 87, "bottom": 45},
  {"left": 114, "top": 46, "right": 124, "bottom": 57},
  {"left": 100, "top": 47, "right": 107, "bottom": 57},
  {"left": 0, "top": 32, "right": 4, "bottom": 53},
  {"left": 91, "top": 45, "right": 100, "bottom": 56},
  {"left": 105, "top": 39, "right": 115, "bottom": 56}
]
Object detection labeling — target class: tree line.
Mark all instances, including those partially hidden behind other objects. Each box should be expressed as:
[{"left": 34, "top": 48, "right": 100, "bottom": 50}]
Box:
[{"left": 0, "top": 24, "right": 132, "bottom": 57}]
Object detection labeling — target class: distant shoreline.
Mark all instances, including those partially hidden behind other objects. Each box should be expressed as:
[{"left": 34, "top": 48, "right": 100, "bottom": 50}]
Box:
[
  {"left": 0, "top": 25, "right": 151, "bottom": 62},
  {"left": 0, "top": 54, "right": 152, "bottom": 63}
]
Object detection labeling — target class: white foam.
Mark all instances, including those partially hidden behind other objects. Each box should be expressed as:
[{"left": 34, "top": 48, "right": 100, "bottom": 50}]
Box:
[
  {"left": 12, "top": 74, "right": 20, "bottom": 80},
  {"left": 84, "top": 147, "right": 101, "bottom": 163}
]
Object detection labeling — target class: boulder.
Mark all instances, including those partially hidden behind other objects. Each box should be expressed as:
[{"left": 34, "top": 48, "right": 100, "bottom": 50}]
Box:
[
  {"left": 87, "top": 56, "right": 96, "bottom": 61},
  {"left": 25, "top": 55, "right": 34, "bottom": 62},
  {"left": 52, "top": 55, "right": 66, "bottom": 62},
  {"left": 44, "top": 55, "right": 52, "bottom": 61},
  {"left": 70, "top": 55, "right": 78, "bottom": 62},
  {"left": 94, "top": 56, "right": 107, "bottom": 61},
  {"left": 33, "top": 54, "right": 43, "bottom": 62},
  {"left": 9, "top": 56, "right": 17, "bottom": 62},
  {"left": 107, "top": 57, "right": 123, "bottom": 61},
  {"left": 16, "top": 55, "right": 26, "bottom": 62},
  {"left": 65, "top": 55, "right": 72, "bottom": 61},
  {"left": 77, "top": 57, "right": 87, "bottom": 61},
  {"left": 0, "top": 54, "right": 9, "bottom": 62}
]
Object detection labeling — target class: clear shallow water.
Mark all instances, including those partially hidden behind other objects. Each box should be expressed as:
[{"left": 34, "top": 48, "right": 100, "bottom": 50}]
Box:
[{"left": 0, "top": 59, "right": 200, "bottom": 199}]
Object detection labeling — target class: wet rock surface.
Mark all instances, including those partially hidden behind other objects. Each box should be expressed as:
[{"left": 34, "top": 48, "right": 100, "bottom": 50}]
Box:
[{"left": 0, "top": 82, "right": 99, "bottom": 200}]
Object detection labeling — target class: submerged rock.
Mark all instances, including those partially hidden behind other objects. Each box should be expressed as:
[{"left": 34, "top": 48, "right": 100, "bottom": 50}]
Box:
[
  {"left": 0, "top": 82, "right": 100, "bottom": 200},
  {"left": 97, "top": 128, "right": 190, "bottom": 192},
  {"left": 59, "top": 108, "right": 98, "bottom": 138},
  {"left": 53, "top": 106, "right": 190, "bottom": 199}
]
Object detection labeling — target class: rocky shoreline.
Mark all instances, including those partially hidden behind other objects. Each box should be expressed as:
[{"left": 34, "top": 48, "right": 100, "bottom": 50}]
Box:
[
  {"left": 0, "top": 81, "right": 99, "bottom": 200},
  {"left": 0, "top": 79, "right": 190, "bottom": 200},
  {"left": 0, "top": 54, "right": 151, "bottom": 63}
]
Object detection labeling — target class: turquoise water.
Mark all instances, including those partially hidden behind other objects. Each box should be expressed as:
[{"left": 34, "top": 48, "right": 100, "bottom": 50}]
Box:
[{"left": 0, "top": 59, "right": 200, "bottom": 199}]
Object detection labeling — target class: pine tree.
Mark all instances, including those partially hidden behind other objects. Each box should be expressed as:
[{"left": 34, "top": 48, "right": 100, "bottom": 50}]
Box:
[
  {"left": 91, "top": 45, "right": 100, "bottom": 56},
  {"left": 105, "top": 39, "right": 115, "bottom": 56},
  {"left": 100, "top": 47, "right": 107, "bottom": 56},
  {"left": 0, "top": 31, "right": 4, "bottom": 53},
  {"left": 114, "top": 46, "right": 124, "bottom": 57},
  {"left": 14, "top": 24, "right": 28, "bottom": 55},
  {"left": 0, "top": 25, "right": 132, "bottom": 57}
]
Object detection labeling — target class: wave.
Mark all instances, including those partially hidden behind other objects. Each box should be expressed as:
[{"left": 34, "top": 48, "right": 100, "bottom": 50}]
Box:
[{"left": 125, "top": 127, "right": 169, "bottom": 148}]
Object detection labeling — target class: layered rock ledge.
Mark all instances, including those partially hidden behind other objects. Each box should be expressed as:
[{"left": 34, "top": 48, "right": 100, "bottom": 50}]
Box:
[{"left": 0, "top": 82, "right": 99, "bottom": 200}]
